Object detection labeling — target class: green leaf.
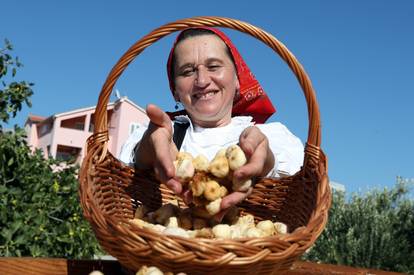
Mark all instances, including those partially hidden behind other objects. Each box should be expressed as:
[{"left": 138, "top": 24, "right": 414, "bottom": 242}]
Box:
[
  {"left": 14, "top": 234, "right": 26, "bottom": 245},
  {"left": 4, "top": 39, "right": 13, "bottom": 50},
  {"left": 10, "top": 220, "right": 23, "bottom": 234},
  {"left": 1, "top": 228, "right": 13, "bottom": 242},
  {"left": 7, "top": 157, "right": 14, "bottom": 166},
  {"left": 0, "top": 185, "right": 7, "bottom": 193}
]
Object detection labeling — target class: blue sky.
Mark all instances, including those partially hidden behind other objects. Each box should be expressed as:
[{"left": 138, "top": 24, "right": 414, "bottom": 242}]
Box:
[{"left": 2, "top": 1, "right": 413, "bottom": 194}]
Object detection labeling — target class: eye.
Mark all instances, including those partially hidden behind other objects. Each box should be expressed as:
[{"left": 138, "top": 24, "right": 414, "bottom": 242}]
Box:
[
  {"left": 207, "top": 64, "right": 221, "bottom": 71},
  {"left": 180, "top": 67, "right": 195, "bottom": 77}
]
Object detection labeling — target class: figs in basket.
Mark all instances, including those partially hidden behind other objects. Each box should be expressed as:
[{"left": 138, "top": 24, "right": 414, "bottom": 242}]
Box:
[{"left": 174, "top": 145, "right": 253, "bottom": 216}]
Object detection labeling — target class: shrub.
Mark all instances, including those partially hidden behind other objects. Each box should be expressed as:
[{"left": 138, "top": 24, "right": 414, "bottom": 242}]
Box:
[
  {"left": 304, "top": 177, "right": 414, "bottom": 274},
  {"left": 0, "top": 127, "right": 102, "bottom": 258}
]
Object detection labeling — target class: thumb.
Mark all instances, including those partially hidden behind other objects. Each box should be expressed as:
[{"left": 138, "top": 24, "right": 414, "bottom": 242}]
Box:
[{"left": 146, "top": 104, "right": 173, "bottom": 133}]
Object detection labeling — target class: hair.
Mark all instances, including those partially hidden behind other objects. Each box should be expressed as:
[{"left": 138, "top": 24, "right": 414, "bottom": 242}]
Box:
[{"left": 169, "top": 28, "right": 236, "bottom": 81}]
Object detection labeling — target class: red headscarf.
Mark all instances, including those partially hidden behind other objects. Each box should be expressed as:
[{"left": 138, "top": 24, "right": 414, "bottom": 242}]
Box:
[{"left": 166, "top": 27, "right": 276, "bottom": 124}]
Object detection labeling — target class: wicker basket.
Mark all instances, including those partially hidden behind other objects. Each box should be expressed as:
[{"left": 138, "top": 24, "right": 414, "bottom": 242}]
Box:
[{"left": 79, "top": 16, "right": 331, "bottom": 275}]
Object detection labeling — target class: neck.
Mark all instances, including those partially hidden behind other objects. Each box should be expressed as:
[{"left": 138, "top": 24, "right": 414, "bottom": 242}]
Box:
[{"left": 190, "top": 115, "right": 232, "bottom": 128}]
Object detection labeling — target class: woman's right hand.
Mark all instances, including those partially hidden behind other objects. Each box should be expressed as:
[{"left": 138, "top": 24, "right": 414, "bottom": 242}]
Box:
[{"left": 134, "top": 104, "right": 183, "bottom": 194}]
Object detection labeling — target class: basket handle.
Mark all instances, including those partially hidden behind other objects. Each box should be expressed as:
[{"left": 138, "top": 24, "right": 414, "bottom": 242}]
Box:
[{"left": 93, "top": 16, "right": 321, "bottom": 152}]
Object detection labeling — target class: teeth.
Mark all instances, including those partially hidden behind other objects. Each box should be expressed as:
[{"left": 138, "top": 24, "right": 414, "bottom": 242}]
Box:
[{"left": 195, "top": 91, "right": 216, "bottom": 99}]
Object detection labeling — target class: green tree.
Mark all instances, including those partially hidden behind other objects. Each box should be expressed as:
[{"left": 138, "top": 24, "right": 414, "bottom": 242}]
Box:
[
  {"left": 0, "top": 39, "right": 33, "bottom": 128},
  {"left": 0, "top": 39, "right": 102, "bottom": 258},
  {"left": 304, "top": 177, "right": 414, "bottom": 274}
]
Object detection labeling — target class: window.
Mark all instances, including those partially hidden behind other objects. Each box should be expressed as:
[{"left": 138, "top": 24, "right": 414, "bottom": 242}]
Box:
[
  {"left": 89, "top": 113, "right": 95, "bottom": 132},
  {"left": 38, "top": 122, "right": 52, "bottom": 137},
  {"left": 129, "top": 123, "right": 141, "bottom": 135},
  {"left": 39, "top": 124, "right": 49, "bottom": 135},
  {"left": 60, "top": 115, "right": 86, "bottom": 131},
  {"left": 55, "top": 145, "right": 81, "bottom": 163},
  {"left": 74, "top": 122, "right": 84, "bottom": 130},
  {"left": 46, "top": 145, "right": 51, "bottom": 157}
]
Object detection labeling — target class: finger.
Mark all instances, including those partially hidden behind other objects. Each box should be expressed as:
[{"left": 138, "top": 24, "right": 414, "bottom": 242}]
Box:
[
  {"left": 213, "top": 209, "right": 228, "bottom": 222},
  {"left": 220, "top": 188, "right": 252, "bottom": 210},
  {"left": 149, "top": 124, "right": 177, "bottom": 177},
  {"left": 151, "top": 141, "right": 177, "bottom": 196},
  {"left": 181, "top": 189, "right": 193, "bottom": 205},
  {"left": 239, "top": 127, "right": 264, "bottom": 157},
  {"left": 153, "top": 147, "right": 176, "bottom": 179},
  {"left": 235, "top": 139, "right": 268, "bottom": 180},
  {"left": 214, "top": 188, "right": 252, "bottom": 222},
  {"left": 165, "top": 178, "right": 182, "bottom": 194},
  {"left": 153, "top": 136, "right": 180, "bottom": 194},
  {"left": 146, "top": 104, "right": 173, "bottom": 132},
  {"left": 234, "top": 155, "right": 265, "bottom": 180}
]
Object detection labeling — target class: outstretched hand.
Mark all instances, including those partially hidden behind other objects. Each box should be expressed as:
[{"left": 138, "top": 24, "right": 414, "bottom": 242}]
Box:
[
  {"left": 136, "top": 113, "right": 274, "bottom": 221},
  {"left": 134, "top": 104, "right": 182, "bottom": 194},
  {"left": 216, "top": 126, "right": 275, "bottom": 221}
]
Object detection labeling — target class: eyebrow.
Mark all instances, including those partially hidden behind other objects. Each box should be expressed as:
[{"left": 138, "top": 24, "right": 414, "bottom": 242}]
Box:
[{"left": 177, "top": 58, "right": 225, "bottom": 71}]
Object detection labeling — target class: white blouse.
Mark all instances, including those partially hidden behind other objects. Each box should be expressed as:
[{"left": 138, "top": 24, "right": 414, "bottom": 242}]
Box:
[{"left": 118, "top": 116, "right": 304, "bottom": 177}]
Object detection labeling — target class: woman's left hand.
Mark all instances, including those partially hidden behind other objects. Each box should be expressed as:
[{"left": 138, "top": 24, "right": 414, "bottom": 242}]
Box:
[{"left": 216, "top": 126, "right": 275, "bottom": 220}]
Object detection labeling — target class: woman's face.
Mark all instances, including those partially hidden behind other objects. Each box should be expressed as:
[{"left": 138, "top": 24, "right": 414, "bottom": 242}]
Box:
[{"left": 173, "top": 35, "right": 239, "bottom": 128}]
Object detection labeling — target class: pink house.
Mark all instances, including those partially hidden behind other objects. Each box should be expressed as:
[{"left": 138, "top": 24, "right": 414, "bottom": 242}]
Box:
[{"left": 24, "top": 97, "right": 149, "bottom": 164}]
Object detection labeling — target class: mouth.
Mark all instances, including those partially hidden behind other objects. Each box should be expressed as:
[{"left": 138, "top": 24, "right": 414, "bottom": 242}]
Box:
[{"left": 193, "top": 90, "right": 219, "bottom": 100}]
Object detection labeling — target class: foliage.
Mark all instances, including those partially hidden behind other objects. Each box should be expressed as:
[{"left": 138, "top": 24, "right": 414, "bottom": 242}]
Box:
[
  {"left": 0, "top": 126, "right": 102, "bottom": 258},
  {"left": 0, "top": 39, "right": 102, "bottom": 258},
  {"left": 304, "top": 177, "right": 414, "bottom": 274},
  {"left": 0, "top": 39, "right": 34, "bottom": 128}
]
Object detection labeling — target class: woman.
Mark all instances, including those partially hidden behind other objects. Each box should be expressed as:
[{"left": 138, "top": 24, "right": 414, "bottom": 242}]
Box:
[{"left": 119, "top": 27, "right": 304, "bottom": 218}]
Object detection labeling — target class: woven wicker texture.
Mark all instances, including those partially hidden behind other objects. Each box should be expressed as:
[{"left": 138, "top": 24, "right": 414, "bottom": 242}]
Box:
[{"left": 79, "top": 16, "right": 331, "bottom": 275}]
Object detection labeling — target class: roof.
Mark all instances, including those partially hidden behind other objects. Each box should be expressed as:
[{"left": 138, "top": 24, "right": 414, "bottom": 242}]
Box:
[
  {"left": 53, "top": 102, "right": 115, "bottom": 118},
  {"left": 24, "top": 114, "right": 46, "bottom": 125},
  {"left": 24, "top": 96, "right": 146, "bottom": 126},
  {"left": 53, "top": 96, "right": 146, "bottom": 118},
  {"left": 116, "top": 97, "right": 146, "bottom": 113}
]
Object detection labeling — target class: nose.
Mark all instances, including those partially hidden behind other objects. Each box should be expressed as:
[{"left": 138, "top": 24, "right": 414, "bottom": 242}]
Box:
[{"left": 194, "top": 66, "right": 210, "bottom": 88}]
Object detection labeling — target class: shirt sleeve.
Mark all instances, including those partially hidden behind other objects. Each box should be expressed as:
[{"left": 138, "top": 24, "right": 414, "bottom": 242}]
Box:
[
  {"left": 118, "top": 125, "right": 148, "bottom": 166},
  {"left": 256, "top": 122, "right": 304, "bottom": 177}
]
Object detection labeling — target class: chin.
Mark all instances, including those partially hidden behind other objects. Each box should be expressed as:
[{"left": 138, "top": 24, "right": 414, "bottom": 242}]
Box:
[
  {"left": 190, "top": 110, "right": 219, "bottom": 121},
  {"left": 192, "top": 106, "right": 219, "bottom": 116}
]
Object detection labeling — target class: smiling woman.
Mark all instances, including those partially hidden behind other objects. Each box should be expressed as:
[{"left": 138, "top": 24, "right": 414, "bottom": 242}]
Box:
[
  {"left": 172, "top": 34, "right": 239, "bottom": 127},
  {"left": 119, "top": 27, "right": 304, "bottom": 218}
]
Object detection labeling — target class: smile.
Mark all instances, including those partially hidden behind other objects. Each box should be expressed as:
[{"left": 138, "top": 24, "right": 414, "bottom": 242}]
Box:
[{"left": 193, "top": 91, "right": 218, "bottom": 100}]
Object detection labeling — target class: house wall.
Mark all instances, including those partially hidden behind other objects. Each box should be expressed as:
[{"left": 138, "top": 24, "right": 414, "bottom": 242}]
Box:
[
  {"left": 24, "top": 97, "right": 147, "bottom": 164},
  {"left": 108, "top": 99, "right": 149, "bottom": 158},
  {"left": 52, "top": 124, "right": 90, "bottom": 149},
  {"left": 53, "top": 111, "right": 96, "bottom": 161},
  {"left": 37, "top": 132, "right": 53, "bottom": 158},
  {"left": 25, "top": 122, "right": 39, "bottom": 151}
]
